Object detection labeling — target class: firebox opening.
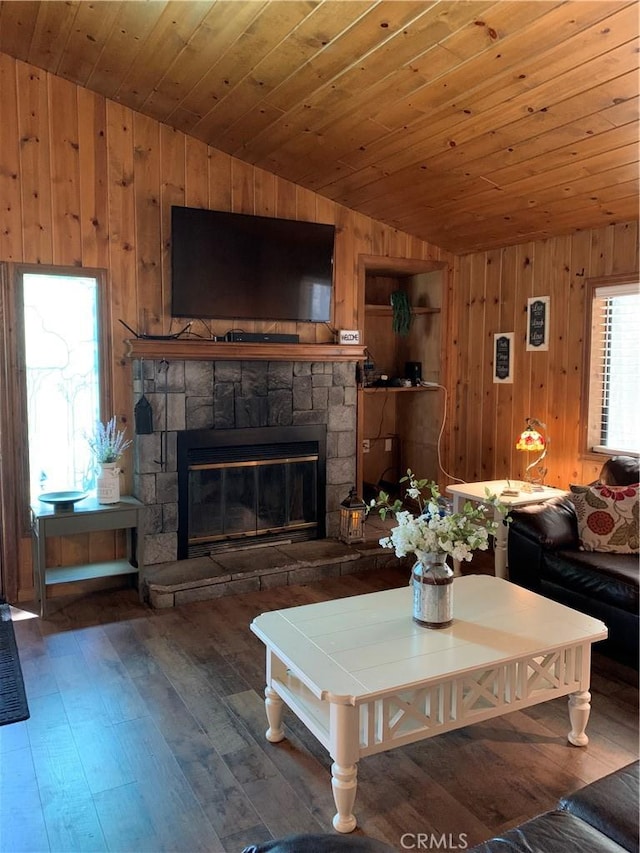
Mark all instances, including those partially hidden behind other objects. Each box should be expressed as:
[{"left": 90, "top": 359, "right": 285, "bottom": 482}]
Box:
[{"left": 177, "top": 426, "right": 326, "bottom": 558}]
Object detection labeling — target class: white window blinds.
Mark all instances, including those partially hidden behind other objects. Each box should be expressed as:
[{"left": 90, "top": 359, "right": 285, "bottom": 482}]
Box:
[{"left": 589, "top": 282, "right": 640, "bottom": 454}]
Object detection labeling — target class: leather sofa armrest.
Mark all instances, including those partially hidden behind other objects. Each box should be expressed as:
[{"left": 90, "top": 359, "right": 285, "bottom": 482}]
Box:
[
  {"left": 508, "top": 496, "right": 579, "bottom": 592},
  {"left": 599, "top": 456, "right": 640, "bottom": 487},
  {"left": 559, "top": 761, "right": 639, "bottom": 853},
  {"left": 467, "top": 810, "right": 627, "bottom": 852},
  {"left": 508, "top": 495, "right": 579, "bottom": 550}
]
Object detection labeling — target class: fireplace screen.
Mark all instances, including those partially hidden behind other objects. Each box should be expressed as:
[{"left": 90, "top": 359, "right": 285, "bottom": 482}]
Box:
[
  {"left": 177, "top": 426, "right": 326, "bottom": 558},
  {"left": 189, "top": 456, "right": 317, "bottom": 544}
]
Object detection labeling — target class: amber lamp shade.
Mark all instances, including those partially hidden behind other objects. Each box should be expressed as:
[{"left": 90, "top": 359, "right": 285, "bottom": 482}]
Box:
[
  {"left": 516, "top": 417, "right": 549, "bottom": 487},
  {"left": 516, "top": 427, "right": 545, "bottom": 453}
]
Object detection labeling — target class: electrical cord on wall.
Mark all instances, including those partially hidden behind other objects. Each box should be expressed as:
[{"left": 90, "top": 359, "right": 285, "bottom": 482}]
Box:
[
  {"left": 420, "top": 382, "right": 466, "bottom": 484},
  {"left": 366, "top": 382, "right": 465, "bottom": 485},
  {"left": 169, "top": 316, "right": 215, "bottom": 339},
  {"left": 323, "top": 321, "right": 340, "bottom": 342}
]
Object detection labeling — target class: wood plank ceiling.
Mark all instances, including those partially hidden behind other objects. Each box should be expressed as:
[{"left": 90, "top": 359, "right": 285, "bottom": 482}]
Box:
[{"left": 0, "top": 0, "right": 637, "bottom": 254}]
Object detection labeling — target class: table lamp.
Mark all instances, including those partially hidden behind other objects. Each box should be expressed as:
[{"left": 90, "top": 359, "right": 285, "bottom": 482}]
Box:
[{"left": 516, "top": 417, "right": 548, "bottom": 491}]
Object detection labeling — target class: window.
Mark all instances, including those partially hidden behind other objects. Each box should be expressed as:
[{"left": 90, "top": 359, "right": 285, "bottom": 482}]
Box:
[
  {"left": 22, "top": 271, "right": 107, "bottom": 501},
  {"left": 584, "top": 276, "right": 640, "bottom": 456},
  {"left": 9, "top": 266, "right": 111, "bottom": 511},
  {"left": 0, "top": 264, "right": 112, "bottom": 598}
]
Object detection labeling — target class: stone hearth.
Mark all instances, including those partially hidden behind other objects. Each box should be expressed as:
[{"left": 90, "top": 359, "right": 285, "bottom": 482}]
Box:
[
  {"left": 132, "top": 358, "right": 358, "bottom": 564},
  {"left": 141, "top": 536, "right": 410, "bottom": 608}
]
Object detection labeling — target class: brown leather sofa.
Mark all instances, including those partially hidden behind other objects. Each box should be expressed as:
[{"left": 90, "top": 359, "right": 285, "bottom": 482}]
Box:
[
  {"left": 507, "top": 456, "right": 639, "bottom": 667},
  {"left": 469, "top": 760, "right": 639, "bottom": 853},
  {"left": 243, "top": 763, "right": 639, "bottom": 852}
]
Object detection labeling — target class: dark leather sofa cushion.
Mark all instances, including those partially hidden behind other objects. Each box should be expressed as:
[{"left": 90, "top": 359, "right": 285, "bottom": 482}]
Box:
[
  {"left": 242, "top": 835, "right": 397, "bottom": 853},
  {"left": 467, "top": 809, "right": 628, "bottom": 852},
  {"left": 559, "top": 762, "right": 639, "bottom": 853},
  {"left": 544, "top": 549, "right": 639, "bottom": 614},
  {"left": 508, "top": 496, "right": 579, "bottom": 550},
  {"left": 599, "top": 456, "right": 640, "bottom": 487},
  {"left": 468, "top": 761, "right": 640, "bottom": 852}
]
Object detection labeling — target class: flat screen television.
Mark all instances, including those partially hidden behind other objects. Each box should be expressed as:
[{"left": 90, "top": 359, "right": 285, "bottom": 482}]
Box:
[{"left": 171, "top": 206, "right": 335, "bottom": 322}]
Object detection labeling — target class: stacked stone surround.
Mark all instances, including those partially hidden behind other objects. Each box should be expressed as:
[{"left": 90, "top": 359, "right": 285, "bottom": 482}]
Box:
[{"left": 132, "top": 358, "right": 358, "bottom": 564}]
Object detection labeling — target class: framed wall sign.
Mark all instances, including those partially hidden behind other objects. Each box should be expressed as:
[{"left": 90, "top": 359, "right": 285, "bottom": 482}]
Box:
[
  {"left": 526, "top": 296, "right": 550, "bottom": 351},
  {"left": 494, "top": 332, "right": 514, "bottom": 383}
]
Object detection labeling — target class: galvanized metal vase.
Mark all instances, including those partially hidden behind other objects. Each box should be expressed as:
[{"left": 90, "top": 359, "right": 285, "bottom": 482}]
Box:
[{"left": 412, "top": 555, "right": 454, "bottom": 628}]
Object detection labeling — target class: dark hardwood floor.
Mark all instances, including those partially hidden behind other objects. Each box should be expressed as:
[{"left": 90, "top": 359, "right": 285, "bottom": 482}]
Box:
[{"left": 2, "top": 561, "right": 638, "bottom": 853}]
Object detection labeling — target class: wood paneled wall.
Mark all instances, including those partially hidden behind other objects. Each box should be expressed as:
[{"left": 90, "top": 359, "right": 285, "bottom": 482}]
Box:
[
  {"left": 0, "top": 55, "right": 450, "bottom": 599},
  {"left": 1, "top": 54, "right": 637, "bottom": 600},
  {"left": 451, "top": 222, "right": 639, "bottom": 489},
  {"left": 0, "top": 54, "right": 449, "bottom": 411}
]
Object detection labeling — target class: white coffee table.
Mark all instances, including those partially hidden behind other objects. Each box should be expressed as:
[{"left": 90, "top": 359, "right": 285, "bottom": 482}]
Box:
[
  {"left": 251, "top": 576, "right": 607, "bottom": 833},
  {"left": 447, "top": 480, "right": 567, "bottom": 579}
]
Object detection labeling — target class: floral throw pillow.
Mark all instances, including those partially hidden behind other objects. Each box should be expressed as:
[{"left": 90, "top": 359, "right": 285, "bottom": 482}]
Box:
[{"left": 569, "top": 483, "right": 639, "bottom": 554}]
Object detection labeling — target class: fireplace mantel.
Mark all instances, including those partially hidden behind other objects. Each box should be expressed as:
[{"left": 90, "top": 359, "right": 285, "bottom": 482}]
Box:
[{"left": 125, "top": 338, "right": 366, "bottom": 362}]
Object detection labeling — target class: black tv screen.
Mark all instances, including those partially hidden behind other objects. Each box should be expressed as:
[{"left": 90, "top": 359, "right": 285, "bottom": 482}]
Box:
[{"left": 171, "top": 206, "right": 335, "bottom": 322}]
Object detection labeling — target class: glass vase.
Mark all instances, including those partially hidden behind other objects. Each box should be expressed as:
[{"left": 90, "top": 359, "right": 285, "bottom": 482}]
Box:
[{"left": 412, "top": 554, "right": 454, "bottom": 628}]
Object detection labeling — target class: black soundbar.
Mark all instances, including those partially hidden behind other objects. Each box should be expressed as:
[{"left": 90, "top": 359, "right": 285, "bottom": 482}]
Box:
[{"left": 225, "top": 331, "right": 300, "bottom": 343}]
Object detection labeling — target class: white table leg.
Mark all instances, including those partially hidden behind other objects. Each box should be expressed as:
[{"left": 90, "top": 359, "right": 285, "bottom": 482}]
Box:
[
  {"left": 331, "top": 762, "right": 358, "bottom": 833},
  {"left": 568, "top": 690, "right": 591, "bottom": 746},
  {"left": 493, "top": 508, "right": 508, "bottom": 580},
  {"left": 264, "top": 686, "right": 285, "bottom": 743},
  {"left": 329, "top": 703, "right": 360, "bottom": 833}
]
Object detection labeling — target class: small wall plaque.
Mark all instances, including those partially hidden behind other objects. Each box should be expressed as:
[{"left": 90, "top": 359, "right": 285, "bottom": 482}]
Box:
[
  {"left": 494, "top": 333, "right": 514, "bottom": 384},
  {"left": 526, "top": 296, "right": 550, "bottom": 351}
]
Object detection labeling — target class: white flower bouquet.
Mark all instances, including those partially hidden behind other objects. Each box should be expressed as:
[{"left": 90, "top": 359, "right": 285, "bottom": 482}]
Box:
[
  {"left": 87, "top": 416, "right": 132, "bottom": 463},
  {"left": 371, "top": 470, "right": 506, "bottom": 564}
]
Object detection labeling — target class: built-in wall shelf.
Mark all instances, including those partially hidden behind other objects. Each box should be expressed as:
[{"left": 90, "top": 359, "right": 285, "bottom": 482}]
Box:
[
  {"left": 125, "top": 339, "right": 367, "bottom": 362},
  {"left": 359, "top": 261, "right": 445, "bottom": 494},
  {"left": 363, "top": 385, "right": 438, "bottom": 394},
  {"left": 364, "top": 304, "right": 440, "bottom": 316}
]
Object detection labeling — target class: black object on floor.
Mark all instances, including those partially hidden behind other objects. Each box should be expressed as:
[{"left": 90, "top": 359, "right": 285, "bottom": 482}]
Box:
[{"left": 0, "top": 602, "right": 30, "bottom": 725}]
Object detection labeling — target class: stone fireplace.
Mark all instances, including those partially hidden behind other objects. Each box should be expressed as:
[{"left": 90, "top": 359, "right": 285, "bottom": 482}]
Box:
[{"left": 132, "top": 357, "right": 358, "bottom": 565}]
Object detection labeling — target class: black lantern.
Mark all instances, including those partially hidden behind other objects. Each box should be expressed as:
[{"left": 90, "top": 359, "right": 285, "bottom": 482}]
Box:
[{"left": 339, "top": 487, "right": 367, "bottom": 544}]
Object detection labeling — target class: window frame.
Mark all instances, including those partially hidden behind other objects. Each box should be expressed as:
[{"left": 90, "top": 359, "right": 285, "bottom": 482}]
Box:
[
  {"left": 580, "top": 272, "right": 640, "bottom": 460},
  {"left": 0, "top": 263, "right": 113, "bottom": 577}
]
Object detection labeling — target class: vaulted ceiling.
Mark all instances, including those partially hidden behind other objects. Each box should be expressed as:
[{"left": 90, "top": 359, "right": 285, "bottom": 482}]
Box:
[{"left": 0, "top": 0, "right": 637, "bottom": 254}]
